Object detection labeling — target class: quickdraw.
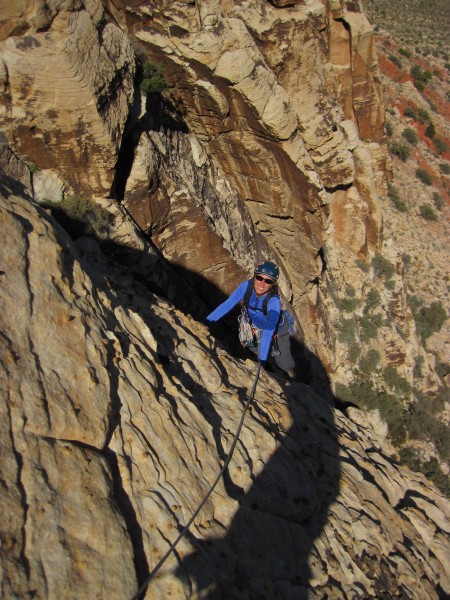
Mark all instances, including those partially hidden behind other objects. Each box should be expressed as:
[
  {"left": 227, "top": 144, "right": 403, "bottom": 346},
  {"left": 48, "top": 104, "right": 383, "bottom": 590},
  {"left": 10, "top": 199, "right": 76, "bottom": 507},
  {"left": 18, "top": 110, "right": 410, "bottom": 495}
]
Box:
[{"left": 238, "top": 307, "right": 281, "bottom": 356}]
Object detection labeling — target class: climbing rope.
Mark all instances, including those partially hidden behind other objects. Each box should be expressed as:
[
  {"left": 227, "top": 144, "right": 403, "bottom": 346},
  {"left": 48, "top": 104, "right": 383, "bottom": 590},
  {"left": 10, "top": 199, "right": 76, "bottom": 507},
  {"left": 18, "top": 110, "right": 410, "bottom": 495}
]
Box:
[{"left": 130, "top": 361, "right": 262, "bottom": 600}]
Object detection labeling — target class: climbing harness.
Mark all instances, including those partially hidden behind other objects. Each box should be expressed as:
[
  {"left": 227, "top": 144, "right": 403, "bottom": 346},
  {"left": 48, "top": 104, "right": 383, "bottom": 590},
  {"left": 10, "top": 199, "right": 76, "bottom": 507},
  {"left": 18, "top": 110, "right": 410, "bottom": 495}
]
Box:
[{"left": 130, "top": 362, "right": 262, "bottom": 600}]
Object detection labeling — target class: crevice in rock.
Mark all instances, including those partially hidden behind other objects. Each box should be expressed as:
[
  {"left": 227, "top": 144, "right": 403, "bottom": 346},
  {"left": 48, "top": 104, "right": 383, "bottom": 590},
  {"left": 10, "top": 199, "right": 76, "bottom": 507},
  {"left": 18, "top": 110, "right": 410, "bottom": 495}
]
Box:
[
  {"left": 317, "top": 247, "right": 327, "bottom": 275},
  {"left": 324, "top": 182, "right": 352, "bottom": 193},
  {"left": 103, "top": 446, "right": 150, "bottom": 589}
]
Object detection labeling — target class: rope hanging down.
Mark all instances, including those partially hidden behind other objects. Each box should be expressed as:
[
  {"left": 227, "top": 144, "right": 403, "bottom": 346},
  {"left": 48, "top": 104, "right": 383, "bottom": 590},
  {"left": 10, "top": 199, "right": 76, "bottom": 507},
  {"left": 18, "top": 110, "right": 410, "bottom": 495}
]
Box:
[{"left": 130, "top": 362, "right": 262, "bottom": 600}]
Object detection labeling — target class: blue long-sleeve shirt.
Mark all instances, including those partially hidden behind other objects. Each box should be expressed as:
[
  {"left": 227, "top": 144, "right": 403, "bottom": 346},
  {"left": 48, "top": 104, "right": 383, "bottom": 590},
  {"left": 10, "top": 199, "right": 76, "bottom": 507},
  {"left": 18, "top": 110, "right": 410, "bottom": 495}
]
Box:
[{"left": 206, "top": 280, "right": 281, "bottom": 362}]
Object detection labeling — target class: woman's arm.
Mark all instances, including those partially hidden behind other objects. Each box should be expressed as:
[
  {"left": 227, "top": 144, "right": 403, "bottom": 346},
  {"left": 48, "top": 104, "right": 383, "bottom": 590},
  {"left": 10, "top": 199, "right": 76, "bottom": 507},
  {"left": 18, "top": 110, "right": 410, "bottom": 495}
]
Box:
[{"left": 206, "top": 281, "right": 248, "bottom": 322}]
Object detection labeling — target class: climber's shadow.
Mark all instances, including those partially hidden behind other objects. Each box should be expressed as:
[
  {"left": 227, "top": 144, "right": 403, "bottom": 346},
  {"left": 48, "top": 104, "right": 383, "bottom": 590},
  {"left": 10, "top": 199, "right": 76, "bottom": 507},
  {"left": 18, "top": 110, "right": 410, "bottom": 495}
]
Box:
[
  {"left": 71, "top": 233, "right": 339, "bottom": 599},
  {"left": 172, "top": 336, "right": 339, "bottom": 599}
]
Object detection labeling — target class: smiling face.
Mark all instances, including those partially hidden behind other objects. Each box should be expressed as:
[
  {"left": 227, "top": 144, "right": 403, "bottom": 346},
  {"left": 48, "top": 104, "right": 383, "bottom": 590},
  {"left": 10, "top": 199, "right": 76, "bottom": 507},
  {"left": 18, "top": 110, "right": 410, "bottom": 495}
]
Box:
[{"left": 254, "top": 274, "right": 275, "bottom": 296}]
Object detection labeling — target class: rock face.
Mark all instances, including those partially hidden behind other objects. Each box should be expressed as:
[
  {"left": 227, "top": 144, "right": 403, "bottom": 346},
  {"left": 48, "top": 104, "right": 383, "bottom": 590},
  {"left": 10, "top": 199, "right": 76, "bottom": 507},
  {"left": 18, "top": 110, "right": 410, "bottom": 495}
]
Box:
[
  {"left": 1, "top": 193, "right": 449, "bottom": 599},
  {"left": 0, "top": 0, "right": 393, "bottom": 376},
  {"left": 1, "top": 0, "right": 449, "bottom": 598}
]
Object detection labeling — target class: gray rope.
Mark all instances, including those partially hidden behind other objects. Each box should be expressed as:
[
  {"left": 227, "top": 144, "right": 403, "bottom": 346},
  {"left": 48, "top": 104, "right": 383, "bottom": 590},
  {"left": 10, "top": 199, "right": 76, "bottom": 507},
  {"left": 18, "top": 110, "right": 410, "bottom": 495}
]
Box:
[{"left": 130, "top": 362, "right": 262, "bottom": 600}]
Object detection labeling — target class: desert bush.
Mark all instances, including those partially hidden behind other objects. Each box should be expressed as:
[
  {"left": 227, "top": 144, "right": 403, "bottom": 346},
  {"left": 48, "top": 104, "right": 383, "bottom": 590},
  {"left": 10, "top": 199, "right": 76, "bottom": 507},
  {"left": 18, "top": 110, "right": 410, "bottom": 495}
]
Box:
[
  {"left": 338, "top": 297, "right": 359, "bottom": 312},
  {"left": 359, "top": 349, "right": 381, "bottom": 375},
  {"left": 432, "top": 192, "right": 444, "bottom": 210},
  {"left": 425, "top": 121, "right": 436, "bottom": 139},
  {"left": 334, "top": 382, "right": 407, "bottom": 445},
  {"left": 140, "top": 60, "right": 168, "bottom": 96},
  {"left": 389, "top": 142, "right": 410, "bottom": 161},
  {"left": 359, "top": 312, "right": 384, "bottom": 342},
  {"left": 383, "top": 366, "right": 412, "bottom": 395},
  {"left": 385, "top": 121, "right": 393, "bottom": 137},
  {"left": 402, "top": 253, "right": 411, "bottom": 267},
  {"left": 337, "top": 318, "right": 357, "bottom": 344},
  {"left": 398, "top": 447, "right": 422, "bottom": 472},
  {"left": 388, "top": 183, "right": 407, "bottom": 211},
  {"left": 411, "top": 64, "right": 432, "bottom": 91},
  {"left": 399, "top": 47, "right": 412, "bottom": 58},
  {"left": 364, "top": 290, "right": 381, "bottom": 312},
  {"left": 402, "top": 127, "right": 418, "bottom": 145},
  {"left": 410, "top": 299, "right": 447, "bottom": 341},
  {"left": 404, "top": 106, "right": 417, "bottom": 120},
  {"left": 415, "top": 168, "right": 433, "bottom": 186},
  {"left": 413, "top": 355, "right": 424, "bottom": 378},
  {"left": 423, "top": 459, "right": 450, "bottom": 497},
  {"left": 433, "top": 138, "right": 448, "bottom": 154},
  {"left": 439, "top": 162, "right": 450, "bottom": 174},
  {"left": 356, "top": 259, "right": 369, "bottom": 272},
  {"left": 43, "top": 196, "right": 114, "bottom": 239},
  {"left": 389, "top": 54, "right": 402, "bottom": 69},
  {"left": 372, "top": 255, "right": 395, "bottom": 280},
  {"left": 419, "top": 203, "right": 438, "bottom": 221},
  {"left": 417, "top": 108, "right": 431, "bottom": 123}
]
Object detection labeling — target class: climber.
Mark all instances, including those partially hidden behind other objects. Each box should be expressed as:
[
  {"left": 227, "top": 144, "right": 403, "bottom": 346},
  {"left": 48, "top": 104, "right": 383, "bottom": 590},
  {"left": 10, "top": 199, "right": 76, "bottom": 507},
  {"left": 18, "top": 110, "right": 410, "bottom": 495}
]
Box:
[{"left": 205, "top": 260, "right": 296, "bottom": 378}]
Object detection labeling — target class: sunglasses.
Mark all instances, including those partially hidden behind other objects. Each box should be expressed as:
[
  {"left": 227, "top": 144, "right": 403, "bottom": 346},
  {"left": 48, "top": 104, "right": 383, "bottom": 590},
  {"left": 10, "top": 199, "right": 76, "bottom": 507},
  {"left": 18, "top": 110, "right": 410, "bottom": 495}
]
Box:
[{"left": 255, "top": 275, "right": 274, "bottom": 285}]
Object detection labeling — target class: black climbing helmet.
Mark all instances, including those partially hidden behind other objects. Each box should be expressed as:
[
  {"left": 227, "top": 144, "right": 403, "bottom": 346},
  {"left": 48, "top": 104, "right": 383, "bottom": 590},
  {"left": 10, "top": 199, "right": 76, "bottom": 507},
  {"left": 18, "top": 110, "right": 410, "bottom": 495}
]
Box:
[{"left": 254, "top": 260, "right": 279, "bottom": 282}]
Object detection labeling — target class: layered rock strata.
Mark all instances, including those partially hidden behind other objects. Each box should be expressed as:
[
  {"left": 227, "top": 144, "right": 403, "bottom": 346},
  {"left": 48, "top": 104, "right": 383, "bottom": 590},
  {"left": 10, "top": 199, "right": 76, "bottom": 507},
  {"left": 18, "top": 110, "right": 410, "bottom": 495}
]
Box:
[{"left": 1, "top": 193, "right": 449, "bottom": 598}]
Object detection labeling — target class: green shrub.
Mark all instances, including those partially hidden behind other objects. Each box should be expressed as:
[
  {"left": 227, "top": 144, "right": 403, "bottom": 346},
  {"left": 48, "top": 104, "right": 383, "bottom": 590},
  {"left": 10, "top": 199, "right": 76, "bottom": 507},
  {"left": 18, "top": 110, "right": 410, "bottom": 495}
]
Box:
[
  {"left": 389, "top": 142, "right": 410, "bottom": 161},
  {"left": 383, "top": 366, "right": 412, "bottom": 395},
  {"left": 416, "top": 168, "right": 433, "bottom": 186},
  {"left": 43, "top": 196, "right": 114, "bottom": 239},
  {"left": 385, "top": 279, "right": 396, "bottom": 290},
  {"left": 359, "top": 349, "right": 381, "bottom": 375},
  {"left": 433, "top": 138, "right": 448, "bottom": 155},
  {"left": 413, "top": 355, "right": 424, "bottom": 378},
  {"left": 359, "top": 312, "right": 384, "bottom": 342},
  {"left": 404, "top": 106, "right": 417, "bottom": 120},
  {"left": 365, "top": 289, "right": 381, "bottom": 311},
  {"left": 425, "top": 122, "right": 436, "bottom": 139},
  {"left": 399, "top": 447, "right": 422, "bottom": 472},
  {"left": 419, "top": 203, "right": 438, "bottom": 221},
  {"left": 389, "top": 54, "right": 402, "bottom": 69},
  {"left": 388, "top": 183, "right": 407, "bottom": 212},
  {"left": 399, "top": 48, "right": 412, "bottom": 58},
  {"left": 402, "top": 127, "right": 418, "bottom": 145},
  {"left": 334, "top": 382, "right": 407, "bottom": 445},
  {"left": 411, "top": 64, "right": 432, "bottom": 91},
  {"left": 385, "top": 121, "right": 393, "bottom": 137},
  {"left": 417, "top": 108, "right": 431, "bottom": 123},
  {"left": 413, "top": 301, "right": 447, "bottom": 341},
  {"left": 372, "top": 255, "right": 395, "bottom": 280},
  {"left": 140, "top": 60, "right": 168, "bottom": 96},
  {"left": 337, "top": 318, "right": 357, "bottom": 344},
  {"left": 356, "top": 259, "right": 369, "bottom": 273},
  {"left": 432, "top": 192, "right": 444, "bottom": 211},
  {"left": 439, "top": 162, "right": 450, "bottom": 175},
  {"left": 349, "top": 344, "right": 361, "bottom": 363},
  {"left": 402, "top": 253, "right": 411, "bottom": 267},
  {"left": 423, "top": 459, "right": 450, "bottom": 497},
  {"left": 338, "top": 297, "right": 359, "bottom": 312}
]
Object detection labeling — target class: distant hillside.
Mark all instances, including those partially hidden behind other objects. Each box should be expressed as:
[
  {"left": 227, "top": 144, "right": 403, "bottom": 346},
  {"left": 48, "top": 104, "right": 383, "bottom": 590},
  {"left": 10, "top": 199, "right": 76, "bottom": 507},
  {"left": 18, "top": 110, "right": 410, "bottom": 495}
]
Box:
[{"left": 361, "top": 0, "right": 450, "bottom": 53}]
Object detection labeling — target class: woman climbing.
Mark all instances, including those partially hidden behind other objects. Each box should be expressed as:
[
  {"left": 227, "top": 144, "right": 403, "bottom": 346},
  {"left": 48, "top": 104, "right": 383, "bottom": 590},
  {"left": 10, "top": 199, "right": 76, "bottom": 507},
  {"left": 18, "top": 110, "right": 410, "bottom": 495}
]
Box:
[{"left": 205, "top": 260, "right": 296, "bottom": 378}]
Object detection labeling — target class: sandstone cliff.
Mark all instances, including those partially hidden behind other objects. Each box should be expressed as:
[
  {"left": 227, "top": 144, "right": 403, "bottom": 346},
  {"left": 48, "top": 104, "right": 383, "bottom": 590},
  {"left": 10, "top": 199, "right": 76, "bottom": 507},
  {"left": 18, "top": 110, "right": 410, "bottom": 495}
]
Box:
[
  {"left": 1, "top": 192, "right": 449, "bottom": 599},
  {"left": 1, "top": 0, "right": 449, "bottom": 598}
]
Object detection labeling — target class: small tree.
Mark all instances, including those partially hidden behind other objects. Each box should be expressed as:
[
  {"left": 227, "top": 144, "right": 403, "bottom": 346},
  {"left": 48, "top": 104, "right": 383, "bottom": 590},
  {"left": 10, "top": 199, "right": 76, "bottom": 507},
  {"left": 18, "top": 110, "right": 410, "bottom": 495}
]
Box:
[
  {"left": 389, "top": 142, "right": 410, "bottom": 161},
  {"left": 419, "top": 204, "right": 438, "bottom": 221},
  {"left": 416, "top": 168, "right": 433, "bottom": 186},
  {"left": 425, "top": 122, "right": 436, "bottom": 139},
  {"left": 433, "top": 192, "right": 444, "bottom": 211},
  {"left": 140, "top": 60, "right": 168, "bottom": 96},
  {"left": 402, "top": 127, "right": 418, "bottom": 146}
]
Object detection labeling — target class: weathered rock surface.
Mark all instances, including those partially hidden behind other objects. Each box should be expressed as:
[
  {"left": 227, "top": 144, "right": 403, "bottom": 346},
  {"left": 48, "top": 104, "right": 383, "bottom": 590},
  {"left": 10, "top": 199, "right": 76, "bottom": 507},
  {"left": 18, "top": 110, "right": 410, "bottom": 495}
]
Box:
[
  {"left": 1, "top": 192, "right": 449, "bottom": 599},
  {"left": 0, "top": 0, "right": 397, "bottom": 384},
  {"left": 1, "top": 1, "right": 449, "bottom": 597}
]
